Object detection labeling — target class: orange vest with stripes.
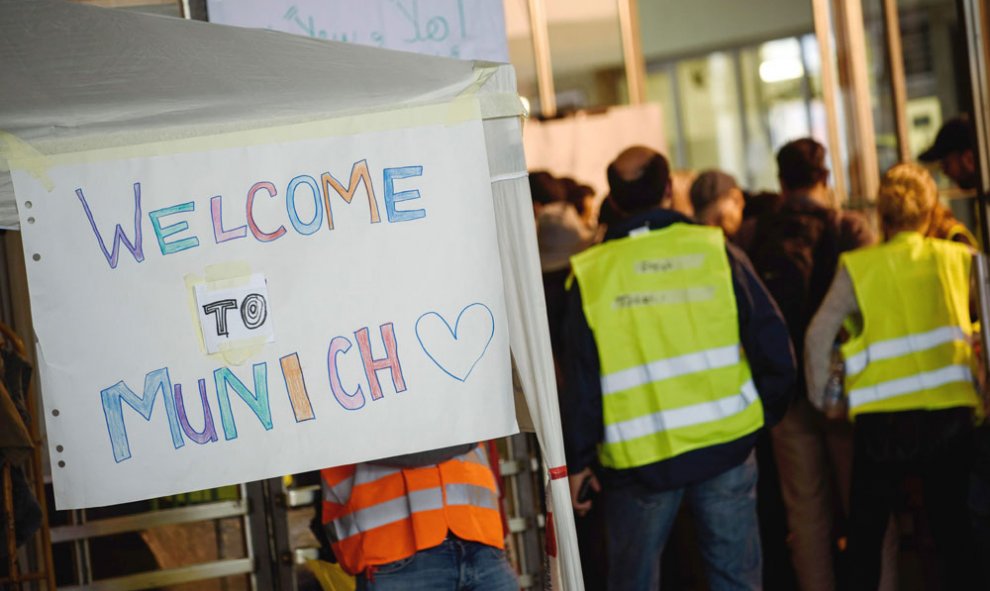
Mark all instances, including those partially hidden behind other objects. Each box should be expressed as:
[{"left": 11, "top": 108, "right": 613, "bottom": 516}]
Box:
[{"left": 320, "top": 445, "right": 504, "bottom": 575}]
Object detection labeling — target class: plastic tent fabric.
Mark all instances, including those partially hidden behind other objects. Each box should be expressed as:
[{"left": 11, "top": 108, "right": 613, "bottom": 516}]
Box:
[
  {"left": 484, "top": 116, "right": 583, "bottom": 589},
  {"left": 0, "top": 1, "right": 582, "bottom": 588},
  {"left": 0, "top": 0, "right": 478, "bottom": 230}
]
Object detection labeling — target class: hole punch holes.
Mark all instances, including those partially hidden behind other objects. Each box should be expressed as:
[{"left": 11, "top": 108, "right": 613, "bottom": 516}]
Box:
[
  {"left": 27, "top": 217, "right": 35, "bottom": 224},
  {"left": 56, "top": 445, "right": 64, "bottom": 453},
  {"left": 32, "top": 254, "right": 41, "bottom": 262},
  {"left": 24, "top": 201, "right": 32, "bottom": 209},
  {"left": 57, "top": 461, "right": 65, "bottom": 468},
  {"left": 52, "top": 409, "right": 59, "bottom": 417}
]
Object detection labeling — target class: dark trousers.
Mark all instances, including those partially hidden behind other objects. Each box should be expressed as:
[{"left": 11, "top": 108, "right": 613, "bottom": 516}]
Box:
[{"left": 845, "top": 408, "right": 976, "bottom": 591}]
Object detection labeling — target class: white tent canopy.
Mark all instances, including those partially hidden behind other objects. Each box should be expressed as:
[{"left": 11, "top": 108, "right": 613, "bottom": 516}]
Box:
[
  {"left": 0, "top": 0, "right": 503, "bottom": 229},
  {"left": 0, "top": 1, "right": 581, "bottom": 588}
]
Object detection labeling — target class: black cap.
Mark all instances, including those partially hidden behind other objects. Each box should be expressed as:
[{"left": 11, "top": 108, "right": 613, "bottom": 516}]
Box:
[{"left": 919, "top": 116, "right": 973, "bottom": 162}]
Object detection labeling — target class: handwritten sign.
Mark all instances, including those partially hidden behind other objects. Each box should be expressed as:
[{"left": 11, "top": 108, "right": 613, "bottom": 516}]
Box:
[
  {"left": 10, "top": 111, "right": 516, "bottom": 509},
  {"left": 194, "top": 273, "right": 275, "bottom": 354},
  {"left": 206, "top": 0, "right": 509, "bottom": 62}
]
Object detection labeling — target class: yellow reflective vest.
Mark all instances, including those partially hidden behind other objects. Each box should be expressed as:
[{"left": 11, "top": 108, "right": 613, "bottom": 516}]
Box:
[
  {"left": 570, "top": 223, "right": 764, "bottom": 470},
  {"left": 841, "top": 232, "right": 979, "bottom": 418}
]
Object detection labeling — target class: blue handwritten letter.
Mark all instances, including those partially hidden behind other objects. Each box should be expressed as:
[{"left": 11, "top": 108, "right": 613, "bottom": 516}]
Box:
[
  {"left": 383, "top": 166, "right": 426, "bottom": 223},
  {"left": 214, "top": 363, "right": 273, "bottom": 440},
  {"left": 101, "top": 368, "right": 184, "bottom": 463},
  {"left": 75, "top": 183, "right": 145, "bottom": 269},
  {"left": 149, "top": 202, "right": 200, "bottom": 255},
  {"left": 286, "top": 175, "right": 324, "bottom": 235}
]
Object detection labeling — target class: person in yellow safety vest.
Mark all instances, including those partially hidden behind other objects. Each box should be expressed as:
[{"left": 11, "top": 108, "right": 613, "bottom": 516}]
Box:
[
  {"left": 563, "top": 146, "right": 796, "bottom": 590},
  {"left": 320, "top": 443, "right": 516, "bottom": 590},
  {"left": 805, "top": 162, "right": 981, "bottom": 590}
]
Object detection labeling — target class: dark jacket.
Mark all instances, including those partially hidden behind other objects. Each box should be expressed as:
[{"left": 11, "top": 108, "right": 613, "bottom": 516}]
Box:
[
  {"left": 562, "top": 209, "right": 796, "bottom": 491},
  {"left": 744, "top": 194, "right": 874, "bottom": 393}
]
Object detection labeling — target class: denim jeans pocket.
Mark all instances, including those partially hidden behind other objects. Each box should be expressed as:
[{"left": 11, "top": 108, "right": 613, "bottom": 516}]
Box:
[
  {"left": 373, "top": 555, "right": 415, "bottom": 575},
  {"left": 480, "top": 545, "right": 507, "bottom": 561}
]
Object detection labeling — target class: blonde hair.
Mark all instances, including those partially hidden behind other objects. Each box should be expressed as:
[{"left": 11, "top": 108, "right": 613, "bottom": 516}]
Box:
[{"left": 877, "top": 162, "right": 937, "bottom": 235}]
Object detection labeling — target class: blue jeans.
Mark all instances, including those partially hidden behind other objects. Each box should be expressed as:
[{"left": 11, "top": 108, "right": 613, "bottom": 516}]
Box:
[
  {"left": 605, "top": 452, "right": 761, "bottom": 591},
  {"left": 356, "top": 537, "right": 518, "bottom": 591}
]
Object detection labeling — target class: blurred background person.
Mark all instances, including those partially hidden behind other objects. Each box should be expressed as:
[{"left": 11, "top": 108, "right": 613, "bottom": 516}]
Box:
[
  {"left": 560, "top": 177, "right": 599, "bottom": 231},
  {"left": 921, "top": 113, "right": 990, "bottom": 587},
  {"left": 918, "top": 115, "right": 979, "bottom": 245},
  {"left": 532, "top": 171, "right": 596, "bottom": 361},
  {"left": 529, "top": 170, "right": 565, "bottom": 218},
  {"left": 692, "top": 168, "right": 796, "bottom": 589},
  {"left": 564, "top": 146, "right": 795, "bottom": 591},
  {"left": 804, "top": 163, "right": 980, "bottom": 590},
  {"left": 919, "top": 115, "right": 980, "bottom": 192},
  {"left": 745, "top": 138, "right": 884, "bottom": 591},
  {"left": 529, "top": 170, "right": 604, "bottom": 589},
  {"left": 690, "top": 169, "right": 746, "bottom": 239}
]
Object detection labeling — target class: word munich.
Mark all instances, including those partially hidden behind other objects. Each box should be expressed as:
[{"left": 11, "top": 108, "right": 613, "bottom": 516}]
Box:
[{"left": 74, "top": 159, "right": 427, "bottom": 269}]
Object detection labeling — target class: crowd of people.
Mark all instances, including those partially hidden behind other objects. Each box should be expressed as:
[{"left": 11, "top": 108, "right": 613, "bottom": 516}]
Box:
[
  {"left": 534, "top": 117, "right": 988, "bottom": 590},
  {"left": 311, "top": 118, "right": 985, "bottom": 591}
]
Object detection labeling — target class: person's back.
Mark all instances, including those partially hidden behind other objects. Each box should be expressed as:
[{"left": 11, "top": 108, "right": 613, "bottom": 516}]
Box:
[
  {"left": 320, "top": 444, "right": 516, "bottom": 590},
  {"left": 563, "top": 146, "right": 795, "bottom": 590},
  {"left": 840, "top": 234, "right": 976, "bottom": 417},
  {"left": 571, "top": 222, "right": 765, "bottom": 471},
  {"left": 747, "top": 138, "right": 877, "bottom": 591},
  {"left": 805, "top": 163, "right": 979, "bottom": 589},
  {"left": 747, "top": 139, "right": 873, "bottom": 361}
]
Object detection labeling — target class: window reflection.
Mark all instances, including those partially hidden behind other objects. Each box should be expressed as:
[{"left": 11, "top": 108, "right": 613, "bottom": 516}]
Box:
[
  {"left": 641, "top": 34, "right": 829, "bottom": 194},
  {"left": 504, "top": 0, "right": 539, "bottom": 115},
  {"left": 545, "top": 0, "right": 624, "bottom": 113}
]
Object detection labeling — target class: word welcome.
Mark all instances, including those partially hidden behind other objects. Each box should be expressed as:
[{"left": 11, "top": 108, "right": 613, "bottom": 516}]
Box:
[
  {"left": 103, "top": 320, "right": 406, "bottom": 463},
  {"left": 75, "top": 160, "right": 426, "bottom": 270}
]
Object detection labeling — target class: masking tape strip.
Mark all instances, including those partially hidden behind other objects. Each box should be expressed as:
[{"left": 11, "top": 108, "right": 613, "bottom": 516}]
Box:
[
  {"left": 458, "top": 66, "right": 500, "bottom": 100},
  {"left": 479, "top": 93, "right": 526, "bottom": 120},
  {"left": 204, "top": 262, "right": 254, "bottom": 290},
  {"left": 490, "top": 170, "right": 528, "bottom": 184},
  {"left": 184, "top": 262, "right": 265, "bottom": 365},
  {"left": 5, "top": 97, "right": 485, "bottom": 175},
  {"left": 0, "top": 131, "right": 54, "bottom": 191}
]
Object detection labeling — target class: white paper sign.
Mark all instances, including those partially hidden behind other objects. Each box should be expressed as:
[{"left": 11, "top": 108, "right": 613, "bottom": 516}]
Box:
[
  {"left": 11, "top": 112, "right": 517, "bottom": 509},
  {"left": 206, "top": 0, "right": 509, "bottom": 62},
  {"left": 194, "top": 273, "right": 275, "bottom": 354}
]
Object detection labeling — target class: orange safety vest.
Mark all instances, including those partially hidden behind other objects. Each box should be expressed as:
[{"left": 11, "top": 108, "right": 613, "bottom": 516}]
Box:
[{"left": 320, "top": 445, "right": 504, "bottom": 575}]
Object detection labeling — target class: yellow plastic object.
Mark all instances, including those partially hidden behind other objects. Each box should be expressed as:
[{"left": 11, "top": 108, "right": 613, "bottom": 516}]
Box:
[{"left": 305, "top": 560, "right": 356, "bottom": 591}]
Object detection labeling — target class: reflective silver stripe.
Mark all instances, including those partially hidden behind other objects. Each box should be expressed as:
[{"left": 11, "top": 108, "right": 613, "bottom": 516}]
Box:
[
  {"left": 408, "top": 486, "right": 445, "bottom": 514},
  {"left": 331, "top": 486, "right": 444, "bottom": 541},
  {"left": 604, "top": 380, "right": 758, "bottom": 444},
  {"left": 456, "top": 445, "right": 489, "bottom": 468},
  {"left": 848, "top": 364, "right": 972, "bottom": 409},
  {"left": 324, "top": 477, "right": 353, "bottom": 505},
  {"left": 325, "top": 464, "right": 402, "bottom": 504},
  {"left": 601, "top": 344, "right": 740, "bottom": 396},
  {"left": 355, "top": 464, "right": 402, "bottom": 484},
  {"left": 845, "top": 326, "right": 967, "bottom": 376},
  {"left": 445, "top": 483, "right": 499, "bottom": 511},
  {"left": 329, "top": 447, "right": 495, "bottom": 542}
]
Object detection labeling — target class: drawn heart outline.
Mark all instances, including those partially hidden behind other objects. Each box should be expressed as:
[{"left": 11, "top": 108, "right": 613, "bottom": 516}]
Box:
[{"left": 415, "top": 302, "right": 495, "bottom": 382}]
